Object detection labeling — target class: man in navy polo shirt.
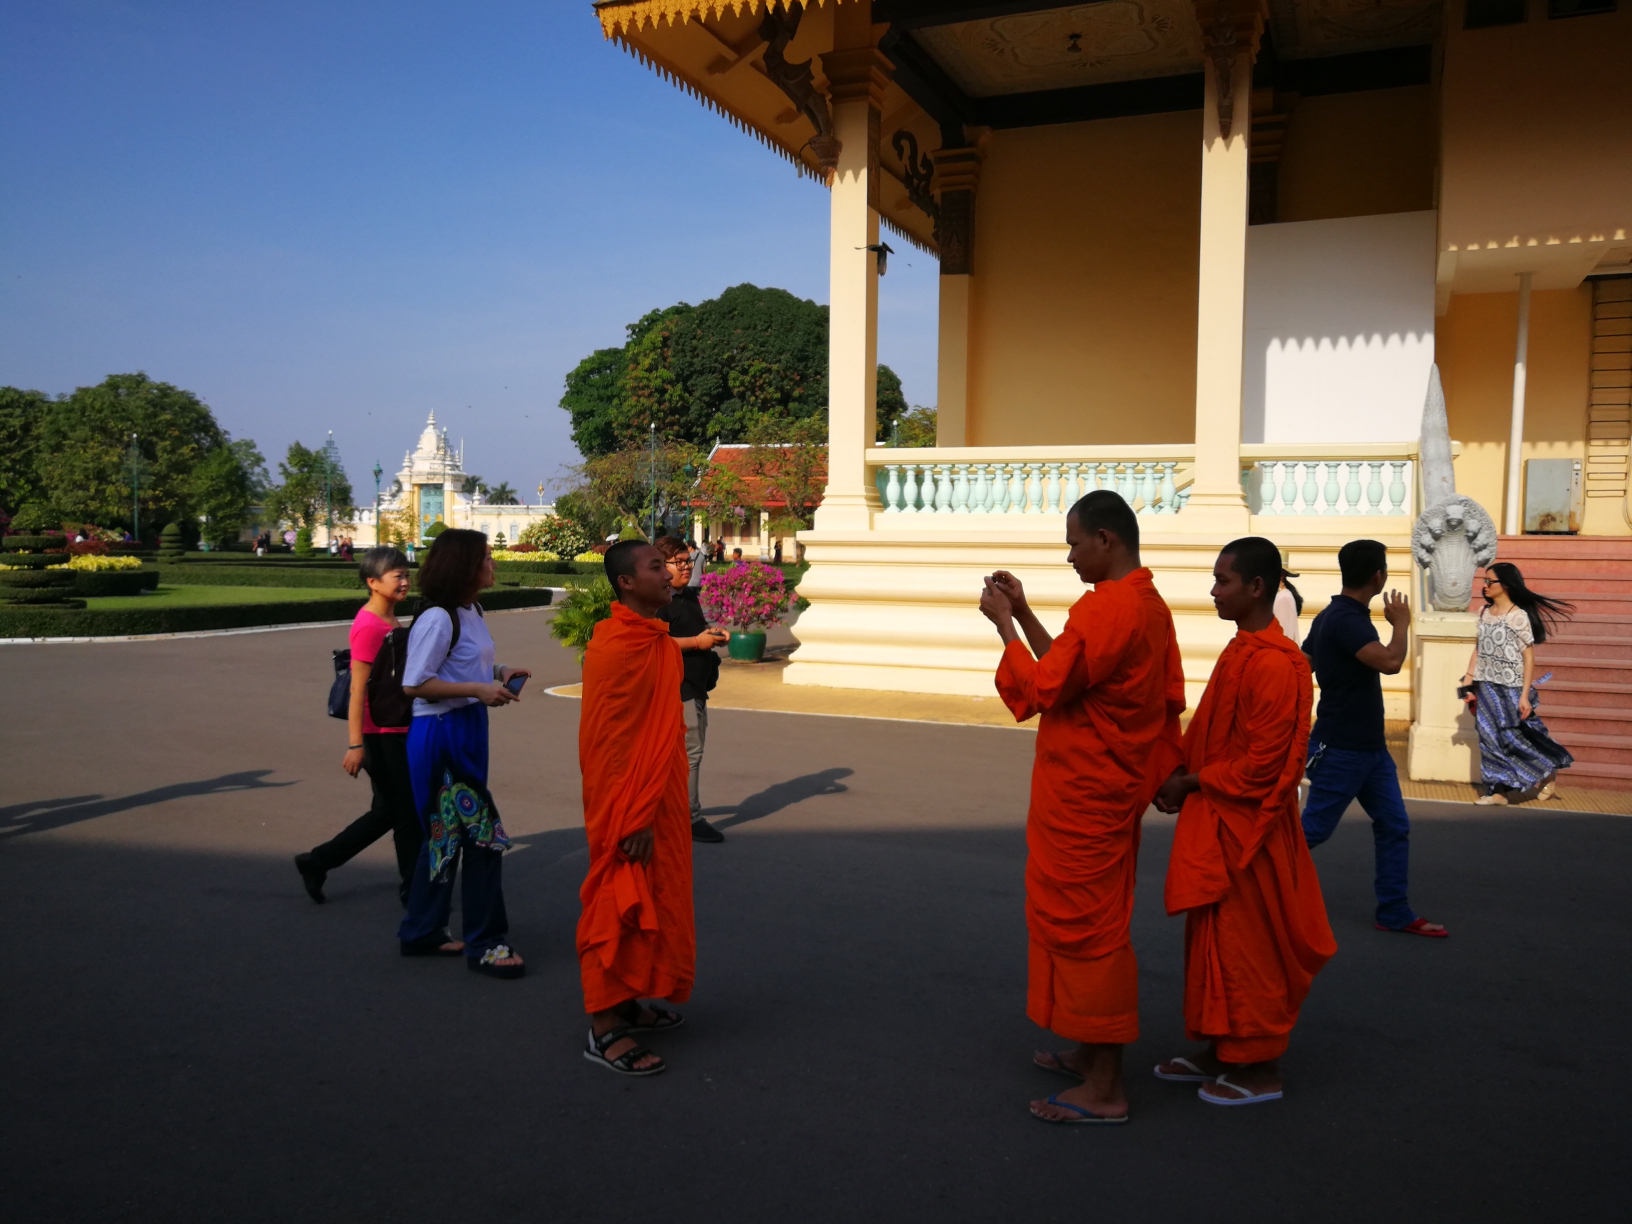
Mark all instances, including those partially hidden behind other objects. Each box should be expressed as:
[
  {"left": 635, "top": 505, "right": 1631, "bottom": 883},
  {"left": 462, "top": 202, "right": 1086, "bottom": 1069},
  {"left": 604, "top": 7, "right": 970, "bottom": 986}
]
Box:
[{"left": 1301, "top": 539, "right": 1447, "bottom": 937}]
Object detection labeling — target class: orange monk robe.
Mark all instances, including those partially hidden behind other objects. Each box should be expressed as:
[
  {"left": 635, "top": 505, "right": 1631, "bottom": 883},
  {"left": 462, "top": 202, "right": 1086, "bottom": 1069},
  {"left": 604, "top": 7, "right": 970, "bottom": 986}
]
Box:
[
  {"left": 996, "top": 569, "right": 1185, "bottom": 1044},
  {"left": 577, "top": 602, "right": 695, "bottom": 1014},
  {"left": 1164, "top": 622, "right": 1337, "bottom": 1064}
]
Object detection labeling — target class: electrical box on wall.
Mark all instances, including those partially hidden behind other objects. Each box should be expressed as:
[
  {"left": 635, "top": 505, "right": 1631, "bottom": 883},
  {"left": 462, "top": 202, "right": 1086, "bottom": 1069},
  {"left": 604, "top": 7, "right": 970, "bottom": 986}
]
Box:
[{"left": 1524, "top": 459, "right": 1583, "bottom": 534}]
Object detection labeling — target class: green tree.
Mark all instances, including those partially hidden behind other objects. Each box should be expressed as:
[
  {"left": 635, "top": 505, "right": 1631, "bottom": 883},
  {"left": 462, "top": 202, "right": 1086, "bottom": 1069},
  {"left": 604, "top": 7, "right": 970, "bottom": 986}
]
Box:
[
  {"left": 191, "top": 438, "right": 269, "bottom": 547},
  {"left": 894, "top": 404, "right": 938, "bottom": 447},
  {"left": 560, "top": 285, "right": 830, "bottom": 457},
  {"left": 0, "top": 387, "right": 49, "bottom": 518},
  {"left": 34, "top": 373, "right": 231, "bottom": 532},
  {"left": 566, "top": 439, "right": 706, "bottom": 539},
  {"left": 461, "top": 474, "right": 489, "bottom": 498},
  {"left": 560, "top": 347, "right": 631, "bottom": 459},
  {"left": 875, "top": 364, "right": 909, "bottom": 442},
  {"left": 486, "top": 481, "right": 519, "bottom": 505},
  {"left": 266, "top": 440, "right": 355, "bottom": 532}
]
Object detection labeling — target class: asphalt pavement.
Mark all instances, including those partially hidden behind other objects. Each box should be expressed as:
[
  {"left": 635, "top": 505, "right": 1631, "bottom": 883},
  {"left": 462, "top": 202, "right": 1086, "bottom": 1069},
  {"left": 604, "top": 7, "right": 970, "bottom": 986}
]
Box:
[{"left": 2, "top": 609, "right": 1627, "bottom": 1222}]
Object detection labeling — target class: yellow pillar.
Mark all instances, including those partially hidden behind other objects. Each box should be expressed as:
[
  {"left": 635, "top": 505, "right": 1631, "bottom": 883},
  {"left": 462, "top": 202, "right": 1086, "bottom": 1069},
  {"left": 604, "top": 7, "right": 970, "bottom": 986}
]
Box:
[
  {"left": 813, "top": 29, "right": 889, "bottom": 533},
  {"left": 932, "top": 144, "right": 981, "bottom": 448},
  {"left": 1186, "top": 0, "right": 1263, "bottom": 529}
]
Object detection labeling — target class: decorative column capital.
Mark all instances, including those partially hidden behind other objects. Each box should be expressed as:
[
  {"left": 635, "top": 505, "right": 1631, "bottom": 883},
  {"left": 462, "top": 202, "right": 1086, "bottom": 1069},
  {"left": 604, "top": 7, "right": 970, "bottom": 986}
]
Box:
[
  {"left": 931, "top": 145, "right": 984, "bottom": 276},
  {"left": 819, "top": 47, "right": 892, "bottom": 110},
  {"left": 1192, "top": 0, "right": 1266, "bottom": 139}
]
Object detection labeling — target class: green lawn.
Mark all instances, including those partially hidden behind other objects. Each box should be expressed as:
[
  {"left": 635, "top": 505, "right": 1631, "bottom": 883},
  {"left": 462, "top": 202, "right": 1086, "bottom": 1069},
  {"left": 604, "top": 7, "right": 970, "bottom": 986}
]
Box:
[{"left": 86, "top": 585, "right": 362, "bottom": 611}]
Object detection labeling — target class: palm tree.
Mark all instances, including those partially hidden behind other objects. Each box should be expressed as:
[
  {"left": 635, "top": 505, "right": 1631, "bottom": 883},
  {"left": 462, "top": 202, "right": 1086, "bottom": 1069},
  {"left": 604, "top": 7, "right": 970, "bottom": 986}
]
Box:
[{"left": 486, "top": 481, "right": 519, "bottom": 505}]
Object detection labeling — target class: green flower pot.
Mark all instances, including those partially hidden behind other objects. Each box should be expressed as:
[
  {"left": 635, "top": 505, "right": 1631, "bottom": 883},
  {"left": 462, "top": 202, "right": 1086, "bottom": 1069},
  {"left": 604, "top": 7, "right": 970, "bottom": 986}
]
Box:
[{"left": 727, "top": 630, "right": 767, "bottom": 662}]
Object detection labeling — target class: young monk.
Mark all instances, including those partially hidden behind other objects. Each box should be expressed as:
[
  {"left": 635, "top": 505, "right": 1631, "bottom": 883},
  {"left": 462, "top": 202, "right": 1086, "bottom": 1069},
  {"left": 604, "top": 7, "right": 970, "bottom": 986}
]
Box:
[
  {"left": 979, "top": 490, "right": 1185, "bottom": 1125},
  {"left": 577, "top": 539, "right": 695, "bottom": 1077},
  {"left": 1153, "top": 537, "right": 1337, "bottom": 1105}
]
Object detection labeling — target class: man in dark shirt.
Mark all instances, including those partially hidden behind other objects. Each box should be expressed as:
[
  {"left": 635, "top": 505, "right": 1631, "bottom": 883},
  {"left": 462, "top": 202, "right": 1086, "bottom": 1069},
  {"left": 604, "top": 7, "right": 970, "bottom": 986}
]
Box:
[
  {"left": 655, "top": 536, "right": 729, "bottom": 843},
  {"left": 1301, "top": 539, "right": 1446, "bottom": 936}
]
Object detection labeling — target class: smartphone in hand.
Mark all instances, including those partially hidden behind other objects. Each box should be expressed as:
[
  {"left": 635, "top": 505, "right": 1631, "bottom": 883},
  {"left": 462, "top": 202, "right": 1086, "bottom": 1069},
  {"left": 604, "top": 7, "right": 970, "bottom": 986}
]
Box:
[{"left": 505, "top": 674, "right": 528, "bottom": 696}]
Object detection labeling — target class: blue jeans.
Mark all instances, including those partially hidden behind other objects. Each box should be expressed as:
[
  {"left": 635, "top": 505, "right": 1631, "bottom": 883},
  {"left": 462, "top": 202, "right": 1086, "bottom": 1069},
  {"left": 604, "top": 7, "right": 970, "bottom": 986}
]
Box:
[{"left": 1301, "top": 743, "right": 1417, "bottom": 929}]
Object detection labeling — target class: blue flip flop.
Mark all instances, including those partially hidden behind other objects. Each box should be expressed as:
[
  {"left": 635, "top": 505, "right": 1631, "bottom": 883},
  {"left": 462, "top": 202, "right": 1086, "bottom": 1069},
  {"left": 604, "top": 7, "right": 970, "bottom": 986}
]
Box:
[{"left": 1030, "top": 1092, "right": 1129, "bottom": 1125}]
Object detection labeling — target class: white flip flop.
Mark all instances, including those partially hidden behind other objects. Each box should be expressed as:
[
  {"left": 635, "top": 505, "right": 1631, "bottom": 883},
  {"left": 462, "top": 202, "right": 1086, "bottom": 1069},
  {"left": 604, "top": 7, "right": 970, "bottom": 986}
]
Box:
[
  {"left": 1198, "top": 1074, "right": 1283, "bottom": 1105},
  {"left": 1153, "top": 1056, "right": 1217, "bottom": 1083}
]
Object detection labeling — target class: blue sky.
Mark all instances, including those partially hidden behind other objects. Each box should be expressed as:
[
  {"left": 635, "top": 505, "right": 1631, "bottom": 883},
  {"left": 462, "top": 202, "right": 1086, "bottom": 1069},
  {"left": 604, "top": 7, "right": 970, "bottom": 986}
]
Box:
[{"left": 0, "top": 0, "right": 938, "bottom": 497}]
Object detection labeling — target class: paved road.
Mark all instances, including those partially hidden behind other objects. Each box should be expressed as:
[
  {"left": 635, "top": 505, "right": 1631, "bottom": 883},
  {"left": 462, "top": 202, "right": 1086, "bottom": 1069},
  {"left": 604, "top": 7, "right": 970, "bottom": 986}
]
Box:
[{"left": 2, "top": 610, "right": 1626, "bottom": 1222}]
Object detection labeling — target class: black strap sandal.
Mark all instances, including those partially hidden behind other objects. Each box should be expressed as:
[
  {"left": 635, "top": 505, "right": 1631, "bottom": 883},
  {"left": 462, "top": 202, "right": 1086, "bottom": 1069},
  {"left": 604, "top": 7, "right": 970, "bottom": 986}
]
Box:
[
  {"left": 613, "top": 1000, "right": 686, "bottom": 1032},
  {"left": 584, "top": 1025, "right": 666, "bottom": 1077}
]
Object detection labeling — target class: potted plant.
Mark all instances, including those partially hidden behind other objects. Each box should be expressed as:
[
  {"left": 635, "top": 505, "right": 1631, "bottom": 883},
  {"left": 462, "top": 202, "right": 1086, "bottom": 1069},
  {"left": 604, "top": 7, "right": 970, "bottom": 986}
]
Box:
[{"left": 700, "top": 560, "right": 794, "bottom": 663}]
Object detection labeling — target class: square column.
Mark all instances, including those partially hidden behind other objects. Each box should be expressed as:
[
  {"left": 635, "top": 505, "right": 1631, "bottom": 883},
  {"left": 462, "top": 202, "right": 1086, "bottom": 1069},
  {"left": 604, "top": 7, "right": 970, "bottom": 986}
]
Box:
[
  {"left": 813, "top": 42, "right": 890, "bottom": 533},
  {"left": 1185, "top": 0, "right": 1264, "bottom": 529},
  {"left": 932, "top": 144, "right": 982, "bottom": 448}
]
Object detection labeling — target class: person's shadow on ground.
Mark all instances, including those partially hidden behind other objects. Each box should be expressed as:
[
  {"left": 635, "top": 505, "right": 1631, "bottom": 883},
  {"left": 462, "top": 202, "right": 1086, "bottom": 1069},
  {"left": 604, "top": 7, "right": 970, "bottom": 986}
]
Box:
[
  {"left": 0, "top": 771, "right": 295, "bottom": 838},
  {"left": 710, "top": 767, "right": 851, "bottom": 830}
]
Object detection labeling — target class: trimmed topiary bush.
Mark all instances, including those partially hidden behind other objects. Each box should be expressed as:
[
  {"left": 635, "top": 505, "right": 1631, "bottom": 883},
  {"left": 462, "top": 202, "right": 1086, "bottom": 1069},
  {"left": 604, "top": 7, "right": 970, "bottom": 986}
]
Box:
[
  {"left": 2, "top": 535, "right": 68, "bottom": 553},
  {"left": 294, "top": 527, "right": 314, "bottom": 556},
  {"left": 0, "top": 568, "right": 77, "bottom": 589},
  {"left": 158, "top": 522, "right": 187, "bottom": 562}
]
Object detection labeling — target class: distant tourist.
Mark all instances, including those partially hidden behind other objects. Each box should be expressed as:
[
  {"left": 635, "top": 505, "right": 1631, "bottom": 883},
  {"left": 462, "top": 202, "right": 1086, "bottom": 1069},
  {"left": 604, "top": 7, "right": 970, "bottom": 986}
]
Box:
[
  {"left": 731, "top": 548, "right": 743, "bottom": 562},
  {"left": 686, "top": 538, "right": 705, "bottom": 587},
  {"left": 1461, "top": 562, "right": 1575, "bottom": 806},
  {"left": 295, "top": 547, "right": 424, "bottom": 908},
  {"left": 1300, "top": 540, "right": 1445, "bottom": 937},
  {"left": 655, "top": 536, "right": 729, "bottom": 844},
  {"left": 1273, "top": 549, "right": 1303, "bottom": 645},
  {"left": 773, "top": 540, "right": 783, "bottom": 565},
  {"left": 398, "top": 528, "right": 528, "bottom": 978}
]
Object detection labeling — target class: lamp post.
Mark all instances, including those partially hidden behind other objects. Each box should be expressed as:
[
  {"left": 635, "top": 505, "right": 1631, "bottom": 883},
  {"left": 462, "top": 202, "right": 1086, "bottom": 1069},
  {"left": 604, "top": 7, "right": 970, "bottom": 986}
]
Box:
[
  {"left": 648, "top": 421, "right": 658, "bottom": 541},
  {"left": 127, "top": 433, "right": 140, "bottom": 544},
  {"left": 372, "top": 461, "right": 383, "bottom": 545}
]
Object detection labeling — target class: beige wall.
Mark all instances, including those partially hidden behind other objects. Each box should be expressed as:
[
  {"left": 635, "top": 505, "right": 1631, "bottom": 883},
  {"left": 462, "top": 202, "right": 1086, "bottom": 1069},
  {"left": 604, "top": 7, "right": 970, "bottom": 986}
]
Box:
[
  {"left": 1434, "top": 285, "right": 1626, "bottom": 533},
  {"left": 966, "top": 111, "right": 1201, "bottom": 447},
  {"left": 1440, "top": 2, "right": 1632, "bottom": 249},
  {"left": 1277, "top": 86, "right": 1436, "bottom": 224}
]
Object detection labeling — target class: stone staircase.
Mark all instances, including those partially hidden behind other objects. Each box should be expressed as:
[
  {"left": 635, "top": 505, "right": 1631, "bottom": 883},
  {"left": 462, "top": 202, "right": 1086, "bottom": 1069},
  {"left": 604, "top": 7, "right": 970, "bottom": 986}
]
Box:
[{"left": 1483, "top": 536, "right": 1632, "bottom": 790}]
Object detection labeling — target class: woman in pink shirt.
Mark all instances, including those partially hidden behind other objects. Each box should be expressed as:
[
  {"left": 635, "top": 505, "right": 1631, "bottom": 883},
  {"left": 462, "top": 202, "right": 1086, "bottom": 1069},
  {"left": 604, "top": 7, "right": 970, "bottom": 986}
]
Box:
[{"left": 295, "top": 548, "right": 446, "bottom": 940}]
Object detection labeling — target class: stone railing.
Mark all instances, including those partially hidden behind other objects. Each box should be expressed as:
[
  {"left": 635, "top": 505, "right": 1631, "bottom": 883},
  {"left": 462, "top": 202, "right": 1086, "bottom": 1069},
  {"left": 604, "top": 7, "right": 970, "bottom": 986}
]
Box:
[
  {"left": 865, "top": 446, "right": 1195, "bottom": 516},
  {"left": 1239, "top": 443, "right": 1418, "bottom": 517}
]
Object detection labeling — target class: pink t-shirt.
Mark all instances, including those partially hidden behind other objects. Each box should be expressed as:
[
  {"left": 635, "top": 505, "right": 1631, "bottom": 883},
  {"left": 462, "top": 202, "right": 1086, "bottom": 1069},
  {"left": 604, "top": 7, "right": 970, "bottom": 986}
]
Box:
[{"left": 350, "top": 607, "right": 405, "bottom": 735}]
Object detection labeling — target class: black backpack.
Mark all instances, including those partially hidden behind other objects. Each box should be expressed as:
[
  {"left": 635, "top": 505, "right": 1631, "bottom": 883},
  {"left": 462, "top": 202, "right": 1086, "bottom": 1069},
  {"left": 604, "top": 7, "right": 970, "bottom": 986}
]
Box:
[{"left": 363, "top": 603, "right": 479, "bottom": 729}]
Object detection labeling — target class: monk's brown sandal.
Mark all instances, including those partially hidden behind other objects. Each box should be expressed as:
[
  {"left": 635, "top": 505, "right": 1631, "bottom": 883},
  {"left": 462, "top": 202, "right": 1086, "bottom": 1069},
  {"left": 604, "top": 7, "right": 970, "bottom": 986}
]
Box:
[
  {"left": 585, "top": 1026, "right": 667, "bottom": 1077},
  {"left": 613, "top": 1001, "right": 685, "bottom": 1033}
]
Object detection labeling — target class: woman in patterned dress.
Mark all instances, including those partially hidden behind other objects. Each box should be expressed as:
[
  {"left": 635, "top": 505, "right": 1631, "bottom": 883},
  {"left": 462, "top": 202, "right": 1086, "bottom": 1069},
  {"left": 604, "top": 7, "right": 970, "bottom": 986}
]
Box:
[{"left": 1458, "top": 562, "right": 1575, "bottom": 805}]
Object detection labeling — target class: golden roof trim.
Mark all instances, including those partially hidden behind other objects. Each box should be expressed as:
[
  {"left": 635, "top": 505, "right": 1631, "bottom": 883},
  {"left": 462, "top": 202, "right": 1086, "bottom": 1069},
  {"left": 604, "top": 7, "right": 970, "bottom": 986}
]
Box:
[{"left": 595, "top": 0, "right": 849, "bottom": 39}]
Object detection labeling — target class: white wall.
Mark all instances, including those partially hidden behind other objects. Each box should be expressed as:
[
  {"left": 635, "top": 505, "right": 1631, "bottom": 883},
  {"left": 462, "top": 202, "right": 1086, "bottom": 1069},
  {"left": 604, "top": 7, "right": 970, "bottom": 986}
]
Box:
[{"left": 1242, "top": 210, "right": 1436, "bottom": 444}]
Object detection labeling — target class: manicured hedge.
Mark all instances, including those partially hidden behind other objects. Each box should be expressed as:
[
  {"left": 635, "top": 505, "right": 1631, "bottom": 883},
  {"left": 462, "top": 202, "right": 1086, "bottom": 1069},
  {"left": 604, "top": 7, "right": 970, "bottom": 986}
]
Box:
[
  {"left": 0, "top": 569, "right": 76, "bottom": 589},
  {"left": 157, "top": 565, "right": 368, "bottom": 589},
  {"left": 72, "top": 571, "right": 151, "bottom": 597},
  {"left": 0, "top": 585, "right": 551, "bottom": 639}
]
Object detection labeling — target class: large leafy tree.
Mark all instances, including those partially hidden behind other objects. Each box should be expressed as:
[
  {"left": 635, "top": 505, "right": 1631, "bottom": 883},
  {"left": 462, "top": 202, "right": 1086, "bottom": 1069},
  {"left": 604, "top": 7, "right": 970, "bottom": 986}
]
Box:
[
  {"left": 568, "top": 439, "right": 707, "bottom": 539},
  {"left": 562, "top": 284, "right": 902, "bottom": 459},
  {"left": 2, "top": 373, "right": 265, "bottom": 539},
  {"left": 265, "top": 441, "right": 355, "bottom": 532},
  {"left": 193, "top": 438, "right": 270, "bottom": 546},
  {"left": 0, "top": 387, "right": 49, "bottom": 518}
]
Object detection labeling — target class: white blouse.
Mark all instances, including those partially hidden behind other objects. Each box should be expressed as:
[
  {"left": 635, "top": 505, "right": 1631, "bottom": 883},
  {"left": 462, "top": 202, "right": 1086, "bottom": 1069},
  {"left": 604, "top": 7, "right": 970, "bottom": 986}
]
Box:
[
  {"left": 1474, "top": 605, "right": 1533, "bottom": 689},
  {"left": 403, "top": 605, "right": 496, "bottom": 716}
]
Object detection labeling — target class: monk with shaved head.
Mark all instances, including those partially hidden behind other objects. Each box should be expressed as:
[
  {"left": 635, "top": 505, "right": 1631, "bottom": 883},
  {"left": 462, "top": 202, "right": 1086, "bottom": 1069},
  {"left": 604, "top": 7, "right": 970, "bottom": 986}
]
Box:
[
  {"left": 1153, "top": 537, "right": 1337, "bottom": 1106},
  {"left": 576, "top": 539, "right": 695, "bottom": 1077},
  {"left": 980, "top": 490, "right": 1185, "bottom": 1125}
]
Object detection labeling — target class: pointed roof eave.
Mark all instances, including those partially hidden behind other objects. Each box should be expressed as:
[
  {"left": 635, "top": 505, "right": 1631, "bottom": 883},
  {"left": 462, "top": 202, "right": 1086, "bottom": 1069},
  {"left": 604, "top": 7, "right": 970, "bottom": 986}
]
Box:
[{"left": 591, "top": 0, "right": 936, "bottom": 255}]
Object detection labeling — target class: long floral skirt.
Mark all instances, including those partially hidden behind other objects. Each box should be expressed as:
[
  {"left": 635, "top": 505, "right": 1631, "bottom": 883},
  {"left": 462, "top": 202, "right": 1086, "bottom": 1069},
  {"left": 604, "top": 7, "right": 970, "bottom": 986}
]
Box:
[{"left": 1473, "top": 680, "right": 1574, "bottom": 793}]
